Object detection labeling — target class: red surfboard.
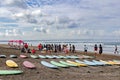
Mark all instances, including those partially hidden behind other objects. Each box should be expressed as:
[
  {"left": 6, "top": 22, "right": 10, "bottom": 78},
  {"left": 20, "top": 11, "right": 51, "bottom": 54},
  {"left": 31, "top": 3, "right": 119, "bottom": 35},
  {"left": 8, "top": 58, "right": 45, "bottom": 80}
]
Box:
[{"left": 23, "top": 61, "right": 36, "bottom": 69}]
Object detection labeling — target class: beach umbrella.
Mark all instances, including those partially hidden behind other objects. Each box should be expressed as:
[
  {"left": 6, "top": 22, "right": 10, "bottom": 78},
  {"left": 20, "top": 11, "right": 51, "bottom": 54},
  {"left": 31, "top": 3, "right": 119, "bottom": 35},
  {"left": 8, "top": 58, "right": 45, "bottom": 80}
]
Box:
[
  {"left": 19, "top": 40, "right": 24, "bottom": 43},
  {"left": 14, "top": 40, "right": 18, "bottom": 43},
  {"left": 18, "top": 40, "right": 24, "bottom": 44}
]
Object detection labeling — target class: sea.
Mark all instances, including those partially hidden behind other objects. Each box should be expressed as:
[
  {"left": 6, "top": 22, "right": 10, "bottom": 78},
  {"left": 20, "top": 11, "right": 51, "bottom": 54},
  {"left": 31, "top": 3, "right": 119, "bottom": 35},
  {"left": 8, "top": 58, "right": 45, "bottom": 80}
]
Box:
[{"left": 0, "top": 39, "right": 120, "bottom": 56}]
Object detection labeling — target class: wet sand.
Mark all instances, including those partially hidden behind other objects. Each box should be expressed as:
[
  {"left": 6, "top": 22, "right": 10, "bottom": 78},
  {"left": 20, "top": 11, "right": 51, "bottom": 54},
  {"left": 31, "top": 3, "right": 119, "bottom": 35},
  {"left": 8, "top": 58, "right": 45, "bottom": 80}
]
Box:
[{"left": 0, "top": 44, "right": 120, "bottom": 80}]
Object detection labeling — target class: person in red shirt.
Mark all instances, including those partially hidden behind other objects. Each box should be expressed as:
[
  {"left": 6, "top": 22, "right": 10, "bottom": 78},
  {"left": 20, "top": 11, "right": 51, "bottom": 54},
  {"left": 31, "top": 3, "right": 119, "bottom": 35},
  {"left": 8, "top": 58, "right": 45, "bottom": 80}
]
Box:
[
  {"left": 38, "top": 43, "right": 42, "bottom": 51},
  {"left": 24, "top": 43, "right": 28, "bottom": 49},
  {"left": 31, "top": 48, "right": 36, "bottom": 54},
  {"left": 24, "top": 43, "right": 28, "bottom": 53}
]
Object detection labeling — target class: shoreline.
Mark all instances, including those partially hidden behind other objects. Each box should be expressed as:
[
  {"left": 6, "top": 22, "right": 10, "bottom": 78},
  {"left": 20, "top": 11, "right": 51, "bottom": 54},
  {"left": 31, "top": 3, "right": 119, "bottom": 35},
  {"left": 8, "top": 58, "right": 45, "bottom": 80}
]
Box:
[{"left": 1, "top": 44, "right": 120, "bottom": 57}]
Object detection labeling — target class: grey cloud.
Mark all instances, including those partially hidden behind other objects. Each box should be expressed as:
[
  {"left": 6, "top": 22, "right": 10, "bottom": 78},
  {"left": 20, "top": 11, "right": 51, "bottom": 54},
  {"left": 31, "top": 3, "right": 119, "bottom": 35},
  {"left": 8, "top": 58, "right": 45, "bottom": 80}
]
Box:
[
  {"left": 1, "top": 0, "right": 27, "bottom": 8},
  {"left": 34, "top": 27, "right": 49, "bottom": 33}
]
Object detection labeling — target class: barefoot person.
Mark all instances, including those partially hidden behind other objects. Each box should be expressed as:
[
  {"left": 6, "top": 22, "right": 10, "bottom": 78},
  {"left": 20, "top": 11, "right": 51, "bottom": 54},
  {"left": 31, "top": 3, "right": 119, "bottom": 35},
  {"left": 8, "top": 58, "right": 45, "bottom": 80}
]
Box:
[
  {"left": 94, "top": 44, "right": 98, "bottom": 57},
  {"left": 99, "top": 44, "right": 103, "bottom": 55},
  {"left": 114, "top": 45, "right": 119, "bottom": 54},
  {"left": 84, "top": 45, "right": 88, "bottom": 54}
]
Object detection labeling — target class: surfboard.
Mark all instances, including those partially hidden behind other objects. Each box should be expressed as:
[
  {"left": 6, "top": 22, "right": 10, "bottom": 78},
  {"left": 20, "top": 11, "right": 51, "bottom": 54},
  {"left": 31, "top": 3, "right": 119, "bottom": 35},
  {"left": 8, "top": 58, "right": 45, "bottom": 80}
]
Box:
[
  {"left": 70, "top": 55, "right": 79, "bottom": 59},
  {"left": 107, "top": 60, "right": 118, "bottom": 65},
  {"left": 75, "top": 60, "right": 86, "bottom": 64},
  {"left": 83, "top": 55, "right": 95, "bottom": 59},
  {"left": 0, "top": 70, "right": 23, "bottom": 75},
  {"left": 50, "top": 61, "right": 68, "bottom": 68},
  {"left": 92, "top": 60, "right": 106, "bottom": 66},
  {"left": 99, "top": 60, "right": 112, "bottom": 65},
  {"left": 83, "top": 60, "right": 97, "bottom": 66},
  {"left": 77, "top": 55, "right": 85, "bottom": 59},
  {"left": 66, "top": 60, "right": 87, "bottom": 67},
  {"left": 112, "top": 60, "right": 120, "bottom": 65},
  {"left": 46, "top": 55, "right": 54, "bottom": 59},
  {"left": 0, "top": 55, "right": 6, "bottom": 58},
  {"left": 20, "top": 54, "right": 27, "bottom": 58},
  {"left": 30, "top": 55, "right": 39, "bottom": 59},
  {"left": 65, "top": 55, "right": 71, "bottom": 59},
  {"left": 39, "top": 55, "right": 47, "bottom": 59},
  {"left": 52, "top": 55, "right": 60, "bottom": 59},
  {"left": 58, "top": 55, "right": 65, "bottom": 59},
  {"left": 41, "top": 61, "right": 58, "bottom": 69},
  {"left": 6, "top": 60, "right": 18, "bottom": 68},
  {"left": 10, "top": 55, "right": 17, "bottom": 58},
  {"left": 23, "top": 61, "right": 36, "bottom": 69},
  {"left": 59, "top": 61, "right": 77, "bottom": 67}
]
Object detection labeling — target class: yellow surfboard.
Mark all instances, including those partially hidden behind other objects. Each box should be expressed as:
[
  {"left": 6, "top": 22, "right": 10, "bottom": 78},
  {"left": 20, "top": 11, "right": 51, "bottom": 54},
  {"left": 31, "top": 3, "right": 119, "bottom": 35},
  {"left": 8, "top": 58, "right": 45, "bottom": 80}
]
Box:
[
  {"left": 100, "top": 60, "right": 115, "bottom": 65},
  {"left": 108, "top": 61, "right": 118, "bottom": 65},
  {"left": 6, "top": 60, "right": 18, "bottom": 68},
  {"left": 66, "top": 60, "right": 87, "bottom": 67}
]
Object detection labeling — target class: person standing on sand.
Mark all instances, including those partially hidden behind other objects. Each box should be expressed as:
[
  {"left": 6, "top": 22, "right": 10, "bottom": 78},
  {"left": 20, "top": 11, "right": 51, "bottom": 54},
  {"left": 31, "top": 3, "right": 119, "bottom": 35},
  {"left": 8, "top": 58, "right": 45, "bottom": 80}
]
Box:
[
  {"left": 69, "top": 44, "right": 72, "bottom": 53},
  {"left": 114, "top": 45, "right": 119, "bottom": 54},
  {"left": 99, "top": 44, "right": 103, "bottom": 55},
  {"left": 94, "top": 44, "right": 98, "bottom": 57},
  {"left": 72, "top": 45, "right": 75, "bottom": 53},
  {"left": 38, "top": 43, "right": 43, "bottom": 51},
  {"left": 84, "top": 45, "right": 88, "bottom": 54}
]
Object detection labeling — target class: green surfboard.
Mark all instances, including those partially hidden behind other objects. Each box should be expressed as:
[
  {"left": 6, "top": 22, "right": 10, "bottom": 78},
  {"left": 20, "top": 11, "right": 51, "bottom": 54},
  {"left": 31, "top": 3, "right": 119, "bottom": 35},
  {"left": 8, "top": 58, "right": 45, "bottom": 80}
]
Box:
[
  {"left": 50, "top": 61, "right": 69, "bottom": 68},
  {"left": 0, "top": 70, "right": 23, "bottom": 75},
  {"left": 59, "top": 61, "right": 77, "bottom": 67}
]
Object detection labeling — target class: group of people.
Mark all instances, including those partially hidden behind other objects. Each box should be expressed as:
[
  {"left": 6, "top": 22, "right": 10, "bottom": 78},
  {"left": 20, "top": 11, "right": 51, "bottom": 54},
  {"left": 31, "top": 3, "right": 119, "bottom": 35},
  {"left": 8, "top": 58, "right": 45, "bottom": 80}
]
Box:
[
  {"left": 37, "top": 43, "right": 76, "bottom": 54},
  {"left": 21, "top": 43, "right": 36, "bottom": 54},
  {"left": 20, "top": 43, "right": 76, "bottom": 54},
  {"left": 84, "top": 44, "right": 103, "bottom": 56},
  {"left": 20, "top": 42, "right": 119, "bottom": 56}
]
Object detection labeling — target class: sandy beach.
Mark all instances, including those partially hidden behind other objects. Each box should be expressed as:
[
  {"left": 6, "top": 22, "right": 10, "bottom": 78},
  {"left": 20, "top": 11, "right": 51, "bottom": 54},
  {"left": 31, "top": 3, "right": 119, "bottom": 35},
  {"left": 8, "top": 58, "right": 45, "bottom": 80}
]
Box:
[{"left": 0, "top": 44, "right": 120, "bottom": 80}]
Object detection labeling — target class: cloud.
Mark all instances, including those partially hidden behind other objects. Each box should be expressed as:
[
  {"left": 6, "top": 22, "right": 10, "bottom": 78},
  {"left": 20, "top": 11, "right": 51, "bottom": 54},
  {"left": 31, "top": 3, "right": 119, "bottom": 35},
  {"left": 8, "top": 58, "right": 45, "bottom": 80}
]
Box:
[
  {"left": 33, "top": 27, "right": 49, "bottom": 34},
  {"left": 1, "top": 0, "right": 27, "bottom": 8},
  {"left": 112, "top": 30, "right": 120, "bottom": 36},
  {"left": 5, "top": 29, "right": 24, "bottom": 37},
  {"left": 0, "top": 0, "right": 120, "bottom": 39},
  {"left": 71, "top": 29, "right": 105, "bottom": 36}
]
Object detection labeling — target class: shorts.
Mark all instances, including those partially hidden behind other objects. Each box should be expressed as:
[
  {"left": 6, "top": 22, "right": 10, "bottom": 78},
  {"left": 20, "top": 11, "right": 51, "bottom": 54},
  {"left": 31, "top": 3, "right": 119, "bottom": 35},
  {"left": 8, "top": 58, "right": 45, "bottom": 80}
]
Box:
[
  {"left": 84, "top": 50, "right": 87, "bottom": 52},
  {"left": 94, "top": 50, "right": 97, "bottom": 53}
]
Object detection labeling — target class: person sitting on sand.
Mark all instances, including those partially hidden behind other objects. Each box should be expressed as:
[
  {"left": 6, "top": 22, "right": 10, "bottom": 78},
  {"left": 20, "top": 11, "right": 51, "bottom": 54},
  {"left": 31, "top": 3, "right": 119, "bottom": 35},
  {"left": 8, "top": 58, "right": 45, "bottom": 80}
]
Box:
[
  {"left": 21, "top": 46, "right": 25, "bottom": 53},
  {"left": 31, "top": 48, "right": 36, "bottom": 54},
  {"left": 27, "top": 48, "right": 31, "bottom": 53}
]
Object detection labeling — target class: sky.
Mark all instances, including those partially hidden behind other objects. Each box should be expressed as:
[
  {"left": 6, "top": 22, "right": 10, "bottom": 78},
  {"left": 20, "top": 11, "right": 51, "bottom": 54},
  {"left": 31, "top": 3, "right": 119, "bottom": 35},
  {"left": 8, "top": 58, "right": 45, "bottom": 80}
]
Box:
[{"left": 0, "top": 0, "right": 120, "bottom": 40}]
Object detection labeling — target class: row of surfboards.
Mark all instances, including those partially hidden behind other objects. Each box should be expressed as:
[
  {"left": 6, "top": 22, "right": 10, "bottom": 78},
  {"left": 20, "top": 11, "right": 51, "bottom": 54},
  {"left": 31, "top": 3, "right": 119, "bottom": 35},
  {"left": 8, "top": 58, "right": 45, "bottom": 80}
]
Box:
[
  {"left": 41, "top": 60, "right": 120, "bottom": 68},
  {"left": 0, "top": 59, "right": 120, "bottom": 75},
  {"left": 5, "top": 59, "right": 119, "bottom": 69},
  {"left": 0, "top": 54, "right": 94, "bottom": 59}
]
